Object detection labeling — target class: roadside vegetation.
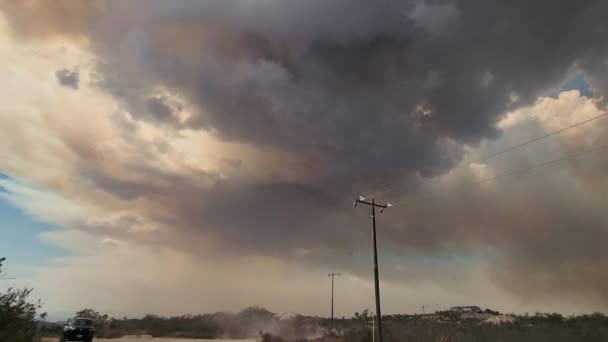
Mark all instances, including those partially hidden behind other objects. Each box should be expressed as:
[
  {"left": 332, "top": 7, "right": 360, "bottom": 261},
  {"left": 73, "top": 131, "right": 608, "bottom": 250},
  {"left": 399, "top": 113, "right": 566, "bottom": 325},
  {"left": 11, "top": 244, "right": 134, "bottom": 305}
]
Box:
[
  {"left": 0, "top": 258, "right": 47, "bottom": 342},
  {"left": 35, "top": 305, "right": 608, "bottom": 341},
  {"left": 332, "top": 310, "right": 608, "bottom": 342}
]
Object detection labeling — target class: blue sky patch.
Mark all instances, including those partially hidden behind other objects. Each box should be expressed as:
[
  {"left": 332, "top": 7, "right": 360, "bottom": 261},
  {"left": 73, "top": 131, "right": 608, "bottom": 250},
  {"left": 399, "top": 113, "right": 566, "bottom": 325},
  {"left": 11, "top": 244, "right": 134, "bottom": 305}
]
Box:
[
  {"left": 0, "top": 173, "right": 67, "bottom": 269},
  {"left": 558, "top": 72, "right": 593, "bottom": 98}
]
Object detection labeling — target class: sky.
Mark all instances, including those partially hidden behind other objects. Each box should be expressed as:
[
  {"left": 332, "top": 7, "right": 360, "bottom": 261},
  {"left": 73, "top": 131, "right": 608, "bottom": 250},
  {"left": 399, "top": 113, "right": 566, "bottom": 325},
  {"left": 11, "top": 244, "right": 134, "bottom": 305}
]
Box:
[
  {"left": 0, "top": 0, "right": 608, "bottom": 320},
  {"left": 0, "top": 175, "right": 66, "bottom": 265}
]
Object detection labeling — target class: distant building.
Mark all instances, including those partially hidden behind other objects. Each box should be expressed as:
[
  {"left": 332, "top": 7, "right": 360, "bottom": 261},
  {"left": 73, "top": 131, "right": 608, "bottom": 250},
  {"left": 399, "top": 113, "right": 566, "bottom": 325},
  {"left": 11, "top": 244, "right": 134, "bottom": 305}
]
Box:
[{"left": 450, "top": 306, "right": 482, "bottom": 313}]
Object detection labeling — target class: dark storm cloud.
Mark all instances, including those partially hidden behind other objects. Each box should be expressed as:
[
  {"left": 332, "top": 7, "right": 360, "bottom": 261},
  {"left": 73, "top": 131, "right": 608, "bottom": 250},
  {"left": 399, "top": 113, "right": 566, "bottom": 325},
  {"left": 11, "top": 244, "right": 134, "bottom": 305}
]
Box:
[
  {"left": 78, "top": 0, "right": 608, "bottom": 182},
  {"left": 3, "top": 0, "right": 608, "bottom": 310},
  {"left": 145, "top": 97, "right": 175, "bottom": 121},
  {"left": 55, "top": 69, "right": 79, "bottom": 89}
]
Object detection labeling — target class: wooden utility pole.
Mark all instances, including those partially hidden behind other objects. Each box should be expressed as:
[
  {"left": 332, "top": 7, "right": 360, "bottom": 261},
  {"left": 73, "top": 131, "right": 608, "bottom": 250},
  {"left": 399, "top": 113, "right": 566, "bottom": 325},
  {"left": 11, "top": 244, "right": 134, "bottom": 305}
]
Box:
[
  {"left": 328, "top": 272, "right": 341, "bottom": 329},
  {"left": 354, "top": 196, "right": 392, "bottom": 342}
]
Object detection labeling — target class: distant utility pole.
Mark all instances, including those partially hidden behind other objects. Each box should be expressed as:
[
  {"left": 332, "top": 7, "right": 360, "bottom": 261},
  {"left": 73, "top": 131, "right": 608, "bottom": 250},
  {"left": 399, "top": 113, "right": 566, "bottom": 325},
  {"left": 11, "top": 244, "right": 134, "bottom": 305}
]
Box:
[
  {"left": 422, "top": 305, "right": 426, "bottom": 315},
  {"left": 328, "top": 272, "right": 341, "bottom": 329},
  {"left": 371, "top": 311, "right": 375, "bottom": 342},
  {"left": 354, "top": 196, "right": 392, "bottom": 342}
]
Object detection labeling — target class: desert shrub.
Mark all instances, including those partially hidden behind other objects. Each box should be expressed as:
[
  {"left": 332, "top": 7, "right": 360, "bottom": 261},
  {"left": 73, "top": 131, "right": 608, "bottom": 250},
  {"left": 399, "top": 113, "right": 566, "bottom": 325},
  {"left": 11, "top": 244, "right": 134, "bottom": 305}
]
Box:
[{"left": 0, "top": 258, "right": 46, "bottom": 342}]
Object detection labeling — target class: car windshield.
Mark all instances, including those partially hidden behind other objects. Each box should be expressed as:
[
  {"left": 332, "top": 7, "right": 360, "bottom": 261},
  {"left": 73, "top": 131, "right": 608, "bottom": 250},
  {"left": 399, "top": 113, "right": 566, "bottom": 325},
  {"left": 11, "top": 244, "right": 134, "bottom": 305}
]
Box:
[{"left": 72, "top": 319, "right": 93, "bottom": 327}]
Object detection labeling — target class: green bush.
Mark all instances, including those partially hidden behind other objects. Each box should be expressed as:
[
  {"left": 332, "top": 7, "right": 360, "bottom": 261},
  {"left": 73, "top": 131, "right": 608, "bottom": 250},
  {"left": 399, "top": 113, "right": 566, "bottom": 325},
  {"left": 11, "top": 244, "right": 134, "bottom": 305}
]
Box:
[{"left": 0, "top": 258, "right": 46, "bottom": 342}]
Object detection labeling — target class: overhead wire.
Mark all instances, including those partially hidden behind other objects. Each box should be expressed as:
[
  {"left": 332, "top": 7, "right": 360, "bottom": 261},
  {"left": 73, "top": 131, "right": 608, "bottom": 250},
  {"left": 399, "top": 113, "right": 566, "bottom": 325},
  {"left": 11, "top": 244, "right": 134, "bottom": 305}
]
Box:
[
  {"left": 371, "top": 111, "right": 608, "bottom": 198},
  {"left": 390, "top": 143, "right": 608, "bottom": 206}
]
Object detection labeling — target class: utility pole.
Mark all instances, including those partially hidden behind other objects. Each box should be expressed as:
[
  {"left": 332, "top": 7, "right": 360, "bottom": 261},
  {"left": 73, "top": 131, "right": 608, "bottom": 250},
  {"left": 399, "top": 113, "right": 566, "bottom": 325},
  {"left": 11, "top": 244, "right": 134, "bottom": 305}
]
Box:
[
  {"left": 354, "top": 196, "right": 392, "bottom": 342},
  {"left": 371, "top": 311, "right": 375, "bottom": 342},
  {"left": 328, "top": 272, "right": 341, "bottom": 329},
  {"left": 422, "top": 305, "right": 426, "bottom": 315}
]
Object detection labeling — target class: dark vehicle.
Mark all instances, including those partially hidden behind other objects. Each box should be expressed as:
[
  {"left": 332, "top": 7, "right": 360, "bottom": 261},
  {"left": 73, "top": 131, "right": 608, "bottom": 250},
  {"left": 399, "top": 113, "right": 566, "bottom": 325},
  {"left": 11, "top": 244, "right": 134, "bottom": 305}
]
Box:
[{"left": 61, "top": 318, "right": 95, "bottom": 342}]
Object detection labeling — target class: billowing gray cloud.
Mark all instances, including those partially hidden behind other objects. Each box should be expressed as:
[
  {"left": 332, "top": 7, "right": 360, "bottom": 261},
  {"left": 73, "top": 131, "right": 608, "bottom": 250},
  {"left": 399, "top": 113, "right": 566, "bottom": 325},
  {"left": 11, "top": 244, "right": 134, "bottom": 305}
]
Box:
[
  {"left": 2, "top": 0, "right": 608, "bottom": 312},
  {"left": 79, "top": 0, "right": 607, "bottom": 182},
  {"left": 55, "top": 69, "right": 79, "bottom": 89}
]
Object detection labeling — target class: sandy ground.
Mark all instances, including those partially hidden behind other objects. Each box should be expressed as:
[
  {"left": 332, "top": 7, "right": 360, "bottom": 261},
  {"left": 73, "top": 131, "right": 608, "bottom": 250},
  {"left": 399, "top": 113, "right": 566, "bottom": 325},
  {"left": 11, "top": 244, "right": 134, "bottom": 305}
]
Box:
[{"left": 43, "top": 338, "right": 256, "bottom": 342}]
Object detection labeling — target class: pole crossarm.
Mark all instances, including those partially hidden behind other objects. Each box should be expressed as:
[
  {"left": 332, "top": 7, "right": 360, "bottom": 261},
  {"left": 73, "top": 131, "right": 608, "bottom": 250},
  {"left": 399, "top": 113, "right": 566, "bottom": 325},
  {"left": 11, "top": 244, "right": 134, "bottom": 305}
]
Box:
[
  {"left": 354, "top": 196, "right": 393, "bottom": 212},
  {"left": 354, "top": 199, "right": 387, "bottom": 208}
]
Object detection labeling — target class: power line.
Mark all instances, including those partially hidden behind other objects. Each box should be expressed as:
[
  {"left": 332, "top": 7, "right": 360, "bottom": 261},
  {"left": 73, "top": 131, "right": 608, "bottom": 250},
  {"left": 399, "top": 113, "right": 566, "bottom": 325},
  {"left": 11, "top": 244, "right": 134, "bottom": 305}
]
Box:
[
  {"left": 372, "top": 111, "right": 608, "bottom": 198},
  {"left": 391, "top": 143, "right": 608, "bottom": 206}
]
